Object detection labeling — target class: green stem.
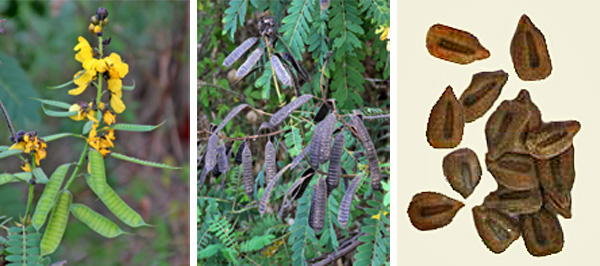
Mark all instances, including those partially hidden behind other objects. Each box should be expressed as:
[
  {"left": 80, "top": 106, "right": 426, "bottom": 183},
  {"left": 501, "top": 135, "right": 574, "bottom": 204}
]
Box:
[
  {"left": 96, "top": 36, "right": 104, "bottom": 122},
  {"left": 24, "top": 184, "right": 34, "bottom": 221},
  {"left": 264, "top": 37, "right": 282, "bottom": 103},
  {"left": 64, "top": 143, "right": 89, "bottom": 190}
]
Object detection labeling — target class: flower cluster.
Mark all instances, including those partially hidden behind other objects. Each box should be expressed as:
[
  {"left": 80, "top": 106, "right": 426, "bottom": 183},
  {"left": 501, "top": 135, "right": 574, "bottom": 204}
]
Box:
[
  {"left": 87, "top": 123, "right": 115, "bottom": 157},
  {"left": 69, "top": 101, "right": 116, "bottom": 125},
  {"left": 9, "top": 130, "right": 47, "bottom": 170}
]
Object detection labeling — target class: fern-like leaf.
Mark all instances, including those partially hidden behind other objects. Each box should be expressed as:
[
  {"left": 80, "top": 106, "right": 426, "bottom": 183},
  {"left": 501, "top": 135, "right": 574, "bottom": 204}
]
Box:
[
  {"left": 279, "top": 0, "right": 315, "bottom": 59},
  {"left": 240, "top": 234, "right": 275, "bottom": 253},
  {"left": 288, "top": 187, "right": 318, "bottom": 266},
  {"left": 223, "top": 0, "right": 250, "bottom": 41}
]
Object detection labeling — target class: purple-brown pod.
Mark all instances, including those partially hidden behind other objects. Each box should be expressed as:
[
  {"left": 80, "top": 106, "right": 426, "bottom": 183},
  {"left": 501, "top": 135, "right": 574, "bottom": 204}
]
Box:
[
  {"left": 442, "top": 148, "right": 482, "bottom": 199},
  {"left": 426, "top": 86, "right": 465, "bottom": 149},
  {"left": 407, "top": 191, "right": 464, "bottom": 231}
]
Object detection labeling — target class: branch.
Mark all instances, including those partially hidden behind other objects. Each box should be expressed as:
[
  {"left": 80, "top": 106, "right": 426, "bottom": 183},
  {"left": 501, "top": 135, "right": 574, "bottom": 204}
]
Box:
[
  {"left": 311, "top": 232, "right": 366, "bottom": 266},
  {"left": 198, "top": 129, "right": 284, "bottom": 141}
]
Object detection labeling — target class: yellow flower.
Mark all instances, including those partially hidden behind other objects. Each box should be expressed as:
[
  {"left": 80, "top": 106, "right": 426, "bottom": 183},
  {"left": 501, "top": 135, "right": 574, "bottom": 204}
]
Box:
[
  {"left": 379, "top": 27, "right": 389, "bottom": 41},
  {"left": 74, "top": 36, "right": 93, "bottom": 64},
  {"left": 105, "top": 53, "right": 129, "bottom": 78},
  {"left": 21, "top": 161, "right": 32, "bottom": 172},
  {"left": 69, "top": 102, "right": 99, "bottom": 122},
  {"left": 9, "top": 132, "right": 47, "bottom": 166},
  {"left": 105, "top": 53, "right": 129, "bottom": 113},
  {"left": 94, "top": 25, "right": 103, "bottom": 34},
  {"left": 371, "top": 210, "right": 389, "bottom": 220},
  {"left": 69, "top": 70, "right": 94, "bottom": 95},
  {"left": 103, "top": 109, "right": 116, "bottom": 125},
  {"left": 87, "top": 123, "right": 116, "bottom": 157}
]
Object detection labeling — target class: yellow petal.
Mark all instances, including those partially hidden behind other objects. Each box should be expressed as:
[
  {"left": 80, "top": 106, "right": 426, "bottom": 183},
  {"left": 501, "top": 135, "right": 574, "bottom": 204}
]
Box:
[
  {"left": 103, "top": 111, "right": 116, "bottom": 125},
  {"left": 69, "top": 104, "right": 85, "bottom": 121},
  {"left": 9, "top": 142, "right": 26, "bottom": 151},
  {"left": 107, "top": 53, "right": 129, "bottom": 78},
  {"left": 94, "top": 58, "right": 108, "bottom": 73},
  {"left": 99, "top": 148, "right": 111, "bottom": 157},
  {"left": 107, "top": 77, "right": 122, "bottom": 93},
  {"left": 110, "top": 96, "right": 126, "bottom": 114},
  {"left": 21, "top": 162, "right": 32, "bottom": 172},
  {"left": 70, "top": 71, "right": 92, "bottom": 95}
]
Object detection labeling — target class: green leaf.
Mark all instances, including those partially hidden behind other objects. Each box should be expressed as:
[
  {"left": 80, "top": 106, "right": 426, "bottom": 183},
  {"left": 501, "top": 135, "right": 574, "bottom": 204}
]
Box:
[
  {"left": 0, "top": 52, "right": 41, "bottom": 125},
  {"left": 46, "top": 70, "right": 84, "bottom": 89},
  {"left": 32, "top": 98, "right": 72, "bottom": 109},
  {"left": 82, "top": 120, "right": 94, "bottom": 134},
  {"left": 41, "top": 105, "right": 78, "bottom": 117},
  {"left": 110, "top": 152, "right": 180, "bottom": 170},
  {"left": 198, "top": 244, "right": 223, "bottom": 259},
  {"left": 0, "top": 148, "right": 22, "bottom": 159},
  {"left": 109, "top": 121, "right": 165, "bottom": 132},
  {"left": 223, "top": 0, "right": 249, "bottom": 41},
  {"left": 278, "top": 0, "right": 315, "bottom": 59},
  {"left": 122, "top": 80, "right": 135, "bottom": 91},
  {"left": 0, "top": 145, "right": 9, "bottom": 151},
  {"left": 41, "top": 133, "right": 79, "bottom": 142},
  {"left": 32, "top": 167, "right": 49, "bottom": 184}
]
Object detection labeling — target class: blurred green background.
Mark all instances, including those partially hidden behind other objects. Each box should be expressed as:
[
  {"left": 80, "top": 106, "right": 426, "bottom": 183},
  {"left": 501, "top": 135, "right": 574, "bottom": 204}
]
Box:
[{"left": 0, "top": 1, "right": 190, "bottom": 265}]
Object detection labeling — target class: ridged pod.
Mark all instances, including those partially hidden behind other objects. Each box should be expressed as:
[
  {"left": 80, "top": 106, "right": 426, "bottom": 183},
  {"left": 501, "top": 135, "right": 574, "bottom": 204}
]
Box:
[
  {"left": 215, "top": 104, "right": 249, "bottom": 134},
  {"left": 32, "top": 164, "right": 71, "bottom": 230},
  {"left": 217, "top": 144, "right": 229, "bottom": 192},
  {"left": 271, "top": 55, "right": 292, "bottom": 86},
  {"left": 223, "top": 37, "right": 259, "bottom": 67},
  {"left": 265, "top": 140, "right": 277, "bottom": 185},
  {"left": 290, "top": 168, "right": 316, "bottom": 201},
  {"left": 426, "top": 86, "right": 464, "bottom": 148},
  {"left": 242, "top": 142, "right": 254, "bottom": 199},
  {"left": 204, "top": 133, "right": 219, "bottom": 171},
  {"left": 236, "top": 48, "right": 263, "bottom": 78},
  {"left": 279, "top": 52, "right": 309, "bottom": 81},
  {"left": 40, "top": 190, "right": 72, "bottom": 256},
  {"left": 407, "top": 191, "right": 464, "bottom": 231},
  {"left": 326, "top": 132, "right": 345, "bottom": 196},
  {"left": 85, "top": 177, "right": 149, "bottom": 228},
  {"left": 310, "top": 113, "right": 336, "bottom": 169},
  {"left": 259, "top": 163, "right": 292, "bottom": 215},
  {"left": 351, "top": 115, "right": 382, "bottom": 190},
  {"left": 234, "top": 140, "right": 246, "bottom": 165},
  {"left": 269, "top": 94, "right": 313, "bottom": 127},
  {"left": 338, "top": 174, "right": 362, "bottom": 228},
  {"left": 309, "top": 177, "right": 327, "bottom": 232},
  {"left": 71, "top": 204, "right": 126, "bottom": 238}
]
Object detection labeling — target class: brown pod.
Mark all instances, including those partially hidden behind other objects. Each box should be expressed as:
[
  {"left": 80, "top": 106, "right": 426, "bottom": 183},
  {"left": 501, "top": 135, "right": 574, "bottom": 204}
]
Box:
[
  {"left": 426, "top": 86, "right": 464, "bottom": 148},
  {"left": 483, "top": 186, "right": 542, "bottom": 216},
  {"left": 459, "top": 70, "right": 508, "bottom": 123},
  {"left": 486, "top": 153, "right": 539, "bottom": 190},
  {"left": 407, "top": 191, "right": 464, "bottom": 231},
  {"left": 426, "top": 24, "right": 490, "bottom": 64},
  {"left": 543, "top": 190, "right": 572, "bottom": 219},
  {"left": 242, "top": 142, "right": 254, "bottom": 199},
  {"left": 520, "top": 209, "right": 564, "bottom": 256},
  {"left": 309, "top": 177, "right": 327, "bottom": 233},
  {"left": 526, "top": 121, "right": 580, "bottom": 159},
  {"left": 472, "top": 205, "right": 520, "bottom": 254},
  {"left": 442, "top": 148, "right": 482, "bottom": 198},
  {"left": 485, "top": 100, "right": 531, "bottom": 160},
  {"left": 510, "top": 15, "right": 552, "bottom": 81}
]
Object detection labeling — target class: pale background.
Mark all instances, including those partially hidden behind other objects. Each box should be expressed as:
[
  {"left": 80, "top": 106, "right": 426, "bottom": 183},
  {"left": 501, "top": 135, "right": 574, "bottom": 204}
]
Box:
[{"left": 392, "top": 0, "right": 600, "bottom": 264}]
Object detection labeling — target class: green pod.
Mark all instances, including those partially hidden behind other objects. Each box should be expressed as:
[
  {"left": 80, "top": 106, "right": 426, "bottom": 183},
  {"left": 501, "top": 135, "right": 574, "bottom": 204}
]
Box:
[
  {"left": 40, "top": 190, "right": 71, "bottom": 256},
  {"left": 0, "top": 173, "right": 17, "bottom": 186},
  {"left": 89, "top": 149, "right": 108, "bottom": 195},
  {"left": 32, "top": 164, "right": 70, "bottom": 230},
  {"left": 71, "top": 204, "right": 126, "bottom": 238},
  {"left": 32, "top": 167, "right": 49, "bottom": 184},
  {"left": 85, "top": 177, "right": 149, "bottom": 228}
]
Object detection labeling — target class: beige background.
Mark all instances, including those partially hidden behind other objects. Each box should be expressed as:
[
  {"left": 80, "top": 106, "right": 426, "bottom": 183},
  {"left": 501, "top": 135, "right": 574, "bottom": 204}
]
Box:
[{"left": 392, "top": 0, "right": 600, "bottom": 264}]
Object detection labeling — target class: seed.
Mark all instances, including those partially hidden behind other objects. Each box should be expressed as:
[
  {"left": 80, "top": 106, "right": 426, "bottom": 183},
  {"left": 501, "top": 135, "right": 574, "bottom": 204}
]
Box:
[
  {"left": 510, "top": 15, "right": 552, "bottom": 81},
  {"left": 459, "top": 70, "right": 508, "bottom": 123},
  {"left": 426, "top": 24, "right": 490, "bottom": 64},
  {"left": 539, "top": 146, "right": 575, "bottom": 193},
  {"left": 526, "top": 121, "right": 580, "bottom": 159},
  {"left": 442, "top": 148, "right": 481, "bottom": 198},
  {"left": 543, "top": 191, "right": 572, "bottom": 219},
  {"left": 426, "top": 86, "right": 464, "bottom": 148},
  {"left": 485, "top": 100, "right": 532, "bottom": 160},
  {"left": 472, "top": 205, "right": 520, "bottom": 254},
  {"left": 486, "top": 153, "right": 539, "bottom": 190},
  {"left": 483, "top": 186, "right": 542, "bottom": 216},
  {"left": 520, "top": 209, "right": 563, "bottom": 256},
  {"left": 407, "top": 191, "right": 464, "bottom": 231}
]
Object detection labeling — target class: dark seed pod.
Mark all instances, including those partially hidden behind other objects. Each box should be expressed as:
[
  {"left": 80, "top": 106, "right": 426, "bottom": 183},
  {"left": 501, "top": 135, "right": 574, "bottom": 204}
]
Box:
[
  {"left": 485, "top": 100, "right": 532, "bottom": 160},
  {"left": 483, "top": 186, "right": 542, "bottom": 216},
  {"left": 327, "top": 132, "right": 345, "bottom": 196},
  {"left": 309, "top": 113, "right": 336, "bottom": 169},
  {"left": 215, "top": 104, "right": 249, "bottom": 134},
  {"left": 242, "top": 142, "right": 254, "bottom": 199},
  {"left": 223, "top": 37, "right": 259, "bottom": 67},
  {"left": 259, "top": 163, "right": 288, "bottom": 216},
  {"left": 486, "top": 152, "right": 539, "bottom": 190},
  {"left": 278, "top": 52, "right": 309, "bottom": 81},
  {"left": 442, "top": 148, "right": 481, "bottom": 199},
  {"left": 265, "top": 140, "right": 277, "bottom": 185},
  {"left": 472, "top": 205, "right": 520, "bottom": 254},
  {"left": 520, "top": 209, "right": 563, "bottom": 256},
  {"left": 290, "top": 168, "right": 315, "bottom": 201},
  {"left": 271, "top": 55, "right": 292, "bottom": 86},
  {"left": 204, "top": 134, "right": 219, "bottom": 171},
  {"left": 426, "top": 24, "right": 490, "bottom": 64},
  {"left": 313, "top": 102, "right": 330, "bottom": 123},
  {"left": 510, "top": 15, "right": 552, "bottom": 81},
  {"left": 234, "top": 140, "right": 246, "bottom": 165},
  {"left": 338, "top": 174, "right": 362, "bottom": 228},
  {"left": 459, "top": 70, "right": 508, "bottom": 123},
  {"left": 236, "top": 48, "right": 264, "bottom": 79},
  {"left": 407, "top": 191, "right": 464, "bottom": 231},
  {"left": 269, "top": 94, "right": 313, "bottom": 127},
  {"left": 309, "top": 177, "right": 327, "bottom": 233},
  {"left": 525, "top": 121, "right": 580, "bottom": 160},
  {"left": 426, "top": 86, "right": 464, "bottom": 149},
  {"left": 217, "top": 144, "right": 229, "bottom": 192},
  {"left": 350, "top": 115, "right": 382, "bottom": 190}
]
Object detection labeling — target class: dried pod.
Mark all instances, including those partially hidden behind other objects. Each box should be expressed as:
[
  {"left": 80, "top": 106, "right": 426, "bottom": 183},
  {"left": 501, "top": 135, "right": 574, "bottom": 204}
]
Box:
[
  {"left": 310, "top": 113, "right": 336, "bottom": 169},
  {"left": 459, "top": 70, "right": 508, "bottom": 123},
  {"left": 520, "top": 209, "right": 564, "bottom": 256},
  {"left": 236, "top": 48, "right": 264, "bottom": 79},
  {"left": 242, "top": 142, "right": 254, "bottom": 199},
  {"left": 526, "top": 121, "right": 580, "bottom": 159},
  {"left": 486, "top": 153, "right": 539, "bottom": 190},
  {"left": 269, "top": 94, "right": 313, "bottom": 127},
  {"left": 278, "top": 52, "right": 309, "bottom": 81},
  {"left": 407, "top": 191, "right": 464, "bottom": 231},
  {"left": 215, "top": 104, "right": 249, "bottom": 133},
  {"left": 426, "top": 86, "right": 464, "bottom": 149},
  {"left": 442, "top": 148, "right": 482, "bottom": 199},
  {"left": 290, "top": 169, "right": 316, "bottom": 201},
  {"left": 234, "top": 140, "right": 246, "bottom": 165},
  {"left": 338, "top": 174, "right": 362, "bottom": 228},
  {"left": 510, "top": 15, "right": 552, "bottom": 81},
  {"left": 271, "top": 55, "right": 292, "bottom": 86},
  {"left": 350, "top": 115, "right": 382, "bottom": 190},
  {"left": 223, "top": 37, "right": 259, "bottom": 67},
  {"left": 259, "top": 163, "right": 288, "bottom": 216},
  {"left": 327, "top": 132, "right": 345, "bottom": 196},
  {"left": 426, "top": 24, "right": 490, "bottom": 64},
  {"left": 265, "top": 140, "right": 277, "bottom": 185},
  {"left": 290, "top": 143, "right": 311, "bottom": 170},
  {"left": 204, "top": 134, "right": 219, "bottom": 171},
  {"left": 472, "top": 205, "right": 520, "bottom": 254},
  {"left": 483, "top": 186, "right": 542, "bottom": 216},
  {"left": 313, "top": 102, "right": 330, "bottom": 123},
  {"left": 485, "top": 100, "right": 531, "bottom": 160},
  {"left": 309, "top": 177, "right": 327, "bottom": 232}
]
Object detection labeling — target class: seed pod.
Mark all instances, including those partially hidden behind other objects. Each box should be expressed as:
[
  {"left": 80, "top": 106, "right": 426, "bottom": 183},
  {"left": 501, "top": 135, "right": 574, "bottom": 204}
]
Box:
[
  {"left": 426, "top": 86, "right": 464, "bottom": 149},
  {"left": 483, "top": 186, "right": 542, "bottom": 216},
  {"left": 71, "top": 204, "right": 125, "bottom": 238},
  {"left": 472, "top": 205, "right": 520, "bottom": 254},
  {"left": 269, "top": 94, "right": 313, "bottom": 127},
  {"left": 486, "top": 153, "right": 539, "bottom": 190},
  {"left": 485, "top": 100, "right": 532, "bottom": 160},
  {"left": 426, "top": 24, "right": 490, "bottom": 64},
  {"left": 442, "top": 148, "right": 481, "bottom": 199},
  {"left": 520, "top": 209, "right": 563, "bottom": 256},
  {"left": 510, "top": 15, "right": 552, "bottom": 81},
  {"left": 459, "top": 70, "right": 508, "bottom": 123},
  {"left": 32, "top": 164, "right": 70, "bottom": 230},
  {"left": 338, "top": 174, "right": 362, "bottom": 228},
  {"left": 526, "top": 121, "right": 580, "bottom": 159},
  {"left": 290, "top": 168, "right": 316, "bottom": 201},
  {"left": 327, "top": 132, "right": 345, "bottom": 196},
  {"left": 242, "top": 142, "right": 254, "bottom": 199},
  {"left": 41, "top": 190, "right": 72, "bottom": 256},
  {"left": 309, "top": 177, "right": 327, "bottom": 233},
  {"left": 89, "top": 149, "right": 108, "bottom": 196},
  {"left": 271, "top": 55, "right": 292, "bottom": 86},
  {"left": 310, "top": 113, "right": 336, "bottom": 169},
  {"left": 278, "top": 52, "right": 309, "bottom": 81},
  {"left": 204, "top": 134, "right": 219, "bottom": 171},
  {"left": 291, "top": 143, "right": 311, "bottom": 170},
  {"left": 313, "top": 102, "right": 330, "bottom": 123},
  {"left": 223, "top": 37, "right": 259, "bottom": 67},
  {"left": 217, "top": 144, "right": 229, "bottom": 192},
  {"left": 234, "top": 141, "right": 246, "bottom": 165},
  {"left": 259, "top": 163, "right": 290, "bottom": 216},
  {"left": 265, "top": 140, "right": 277, "bottom": 185},
  {"left": 236, "top": 48, "right": 264, "bottom": 79},
  {"left": 350, "top": 115, "right": 382, "bottom": 190},
  {"left": 215, "top": 104, "right": 249, "bottom": 134},
  {"left": 407, "top": 191, "right": 464, "bottom": 231}
]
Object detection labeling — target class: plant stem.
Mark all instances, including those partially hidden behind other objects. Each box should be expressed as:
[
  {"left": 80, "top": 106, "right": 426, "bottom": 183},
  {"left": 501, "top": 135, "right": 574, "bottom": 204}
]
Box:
[
  {"left": 24, "top": 184, "right": 34, "bottom": 221},
  {"left": 264, "top": 37, "right": 282, "bottom": 102},
  {"left": 64, "top": 143, "right": 89, "bottom": 190},
  {"left": 96, "top": 36, "right": 104, "bottom": 122}
]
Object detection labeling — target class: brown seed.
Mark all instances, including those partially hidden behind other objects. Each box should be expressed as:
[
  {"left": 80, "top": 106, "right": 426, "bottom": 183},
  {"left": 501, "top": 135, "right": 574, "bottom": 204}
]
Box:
[
  {"left": 426, "top": 86, "right": 465, "bottom": 148},
  {"left": 513, "top": 89, "right": 542, "bottom": 131},
  {"left": 510, "top": 14, "right": 552, "bottom": 81},
  {"left": 485, "top": 100, "right": 532, "bottom": 160},
  {"left": 407, "top": 191, "right": 464, "bottom": 231},
  {"left": 526, "top": 121, "right": 580, "bottom": 159},
  {"left": 472, "top": 205, "right": 520, "bottom": 254},
  {"left": 426, "top": 24, "right": 490, "bottom": 64},
  {"left": 543, "top": 191, "right": 572, "bottom": 219},
  {"left": 539, "top": 146, "right": 575, "bottom": 194},
  {"left": 442, "top": 148, "right": 482, "bottom": 198},
  {"left": 459, "top": 70, "right": 508, "bottom": 123},
  {"left": 520, "top": 209, "right": 563, "bottom": 256},
  {"left": 483, "top": 186, "right": 542, "bottom": 216},
  {"left": 486, "top": 153, "right": 539, "bottom": 190}
]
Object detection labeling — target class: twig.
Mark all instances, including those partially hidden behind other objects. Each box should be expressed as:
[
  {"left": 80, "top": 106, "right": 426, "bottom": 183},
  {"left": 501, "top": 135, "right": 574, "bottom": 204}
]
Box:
[
  {"left": 311, "top": 232, "right": 366, "bottom": 266},
  {"left": 0, "top": 100, "right": 17, "bottom": 141},
  {"left": 198, "top": 129, "right": 284, "bottom": 141},
  {"left": 198, "top": 81, "right": 241, "bottom": 97}
]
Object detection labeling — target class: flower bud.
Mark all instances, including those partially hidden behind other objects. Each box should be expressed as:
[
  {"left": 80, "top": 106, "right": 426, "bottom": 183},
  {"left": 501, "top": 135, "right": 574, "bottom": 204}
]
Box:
[
  {"left": 102, "top": 18, "right": 109, "bottom": 27},
  {"left": 96, "top": 7, "right": 109, "bottom": 21},
  {"left": 88, "top": 23, "right": 95, "bottom": 33},
  {"left": 91, "top": 15, "right": 99, "bottom": 25}
]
